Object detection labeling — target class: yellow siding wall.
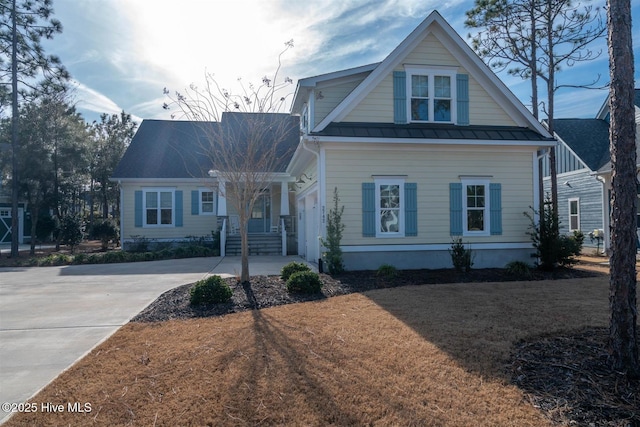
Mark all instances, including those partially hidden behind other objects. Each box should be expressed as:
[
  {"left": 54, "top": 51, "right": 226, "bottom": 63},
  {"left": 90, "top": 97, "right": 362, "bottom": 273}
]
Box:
[
  {"left": 314, "top": 79, "right": 364, "bottom": 126},
  {"left": 324, "top": 145, "right": 534, "bottom": 245},
  {"left": 121, "top": 182, "right": 218, "bottom": 241},
  {"left": 342, "top": 33, "right": 516, "bottom": 126}
]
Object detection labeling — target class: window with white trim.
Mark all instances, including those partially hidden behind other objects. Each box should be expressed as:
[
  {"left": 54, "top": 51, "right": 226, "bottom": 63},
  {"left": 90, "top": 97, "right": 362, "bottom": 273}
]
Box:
[
  {"left": 406, "top": 67, "right": 457, "bottom": 123},
  {"left": 568, "top": 198, "right": 580, "bottom": 231},
  {"left": 375, "top": 178, "right": 404, "bottom": 237},
  {"left": 462, "top": 178, "right": 490, "bottom": 236},
  {"left": 144, "top": 189, "right": 174, "bottom": 227},
  {"left": 200, "top": 189, "right": 215, "bottom": 215}
]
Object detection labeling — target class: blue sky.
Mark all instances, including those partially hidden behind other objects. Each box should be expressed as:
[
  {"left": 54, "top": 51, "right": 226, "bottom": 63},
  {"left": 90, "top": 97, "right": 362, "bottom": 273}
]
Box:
[{"left": 43, "top": 0, "right": 640, "bottom": 125}]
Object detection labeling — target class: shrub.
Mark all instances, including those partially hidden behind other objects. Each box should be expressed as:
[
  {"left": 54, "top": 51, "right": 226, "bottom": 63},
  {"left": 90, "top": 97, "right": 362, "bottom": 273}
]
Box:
[
  {"left": 449, "top": 237, "right": 474, "bottom": 273},
  {"left": 505, "top": 260, "right": 532, "bottom": 278},
  {"left": 377, "top": 264, "right": 398, "bottom": 279},
  {"left": 102, "top": 251, "right": 127, "bottom": 264},
  {"left": 59, "top": 216, "right": 83, "bottom": 253},
  {"left": 286, "top": 271, "right": 323, "bottom": 294},
  {"left": 281, "top": 261, "right": 311, "bottom": 281},
  {"left": 320, "top": 187, "right": 345, "bottom": 274},
  {"left": 190, "top": 276, "right": 233, "bottom": 306},
  {"left": 129, "top": 235, "right": 151, "bottom": 253},
  {"left": 72, "top": 253, "right": 87, "bottom": 265},
  {"left": 91, "top": 220, "right": 118, "bottom": 250},
  {"left": 525, "top": 201, "right": 584, "bottom": 270}
]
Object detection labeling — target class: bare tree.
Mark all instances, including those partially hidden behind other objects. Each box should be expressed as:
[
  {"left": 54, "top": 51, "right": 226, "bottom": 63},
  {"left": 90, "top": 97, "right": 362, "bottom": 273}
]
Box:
[
  {"left": 466, "top": 0, "right": 606, "bottom": 223},
  {"left": 606, "top": 0, "right": 638, "bottom": 377},
  {"left": 163, "top": 40, "right": 296, "bottom": 284}
]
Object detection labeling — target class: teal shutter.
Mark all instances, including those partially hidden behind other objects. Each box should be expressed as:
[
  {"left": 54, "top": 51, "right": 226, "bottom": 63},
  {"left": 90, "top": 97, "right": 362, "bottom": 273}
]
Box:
[
  {"left": 134, "top": 191, "right": 143, "bottom": 227},
  {"left": 450, "top": 183, "right": 463, "bottom": 236},
  {"left": 405, "top": 183, "right": 417, "bottom": 236},
  {"left": 393, "top": 71, "right": 407, "bottom": 124},
  {"left": 175, "top": 191, "right": 183, "bottom": 227},
  {"left": 490, "top": 183, "right": 502, "bottom": 235},
  {"left": 362, "top": 183, "right": 376, "bottom": 237},
  {"left": 456, "top": 74, "right": 469, "bottom": 125},
  {"left": 191, "top": 190, "right": 199, "bottom": 215}
]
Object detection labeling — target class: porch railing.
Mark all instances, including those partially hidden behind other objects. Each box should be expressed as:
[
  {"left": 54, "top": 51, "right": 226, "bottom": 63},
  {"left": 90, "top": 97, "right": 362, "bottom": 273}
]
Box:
[
  {"left": 281, "top": 218, "right": 286, "bottom": 256},
  {"left": 220, "top": 218, "right": 227, "bottom": 257}
]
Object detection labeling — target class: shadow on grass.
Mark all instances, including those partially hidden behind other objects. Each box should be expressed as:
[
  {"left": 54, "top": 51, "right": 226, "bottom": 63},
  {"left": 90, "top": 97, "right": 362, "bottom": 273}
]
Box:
[{"left": 361, "top": 275, "right": 612, "bottom": 379}]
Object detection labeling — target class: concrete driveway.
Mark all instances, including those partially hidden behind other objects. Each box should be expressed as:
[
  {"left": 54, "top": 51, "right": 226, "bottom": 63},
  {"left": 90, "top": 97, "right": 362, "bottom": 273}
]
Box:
[{"left": 0, "top": 255, "right": 307, "bottom": 424}]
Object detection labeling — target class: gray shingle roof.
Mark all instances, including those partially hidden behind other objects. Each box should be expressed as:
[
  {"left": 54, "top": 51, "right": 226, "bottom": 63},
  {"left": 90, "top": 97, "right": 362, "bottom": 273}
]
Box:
[
  {"left": 552, "top": 119, "right": 610, "bottom": 171},
  {"left": 310, "top": 122, "right": 552, "bottom": 141},
  {"left": 112, "top": 113, "right": 300, "bottom": 179}
]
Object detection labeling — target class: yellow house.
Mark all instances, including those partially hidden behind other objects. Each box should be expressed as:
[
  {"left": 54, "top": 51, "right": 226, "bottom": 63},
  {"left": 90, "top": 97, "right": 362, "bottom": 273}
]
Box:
[
  {"left": 287, "top": 11, "right": 554, "bottom": 269},
  {"left": 113, "top": 11, "right": 555, "bottom": 270}
]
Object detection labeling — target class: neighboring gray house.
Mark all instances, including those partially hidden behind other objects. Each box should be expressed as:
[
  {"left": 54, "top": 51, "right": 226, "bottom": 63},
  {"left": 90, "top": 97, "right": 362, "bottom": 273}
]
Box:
[{"left": 543, "top": 89, "right": 640, "bottom": 252}]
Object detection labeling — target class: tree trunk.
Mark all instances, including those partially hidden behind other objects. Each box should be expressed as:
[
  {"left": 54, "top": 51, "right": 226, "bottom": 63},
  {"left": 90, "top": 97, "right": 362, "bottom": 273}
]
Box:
[
  {"left": 10, "top": 0, "right": 19, "bottom": 258},
  {"left": 29, "top": 205, "right": 39, "bottom": 256},
  {"left": 240, "top": 213, "right": 250, "bottom": 284},
  {"left": 101, "top": 181, "right": 108, "bottom": 219},
  {"left": 607, "top": 0, "right": 639, "bottom": 378}
]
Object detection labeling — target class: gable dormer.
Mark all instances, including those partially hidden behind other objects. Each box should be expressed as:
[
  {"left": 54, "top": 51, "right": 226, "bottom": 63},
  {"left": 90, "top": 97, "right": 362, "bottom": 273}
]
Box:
[{"left": 290, "top": 11, "right": 548, "bottom": 138}]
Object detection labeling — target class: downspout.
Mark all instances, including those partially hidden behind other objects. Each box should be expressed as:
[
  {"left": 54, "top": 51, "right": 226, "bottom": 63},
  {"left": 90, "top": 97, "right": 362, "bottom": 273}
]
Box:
[{"left": 118, "top": 180, "right": 124, "bottom": 250}]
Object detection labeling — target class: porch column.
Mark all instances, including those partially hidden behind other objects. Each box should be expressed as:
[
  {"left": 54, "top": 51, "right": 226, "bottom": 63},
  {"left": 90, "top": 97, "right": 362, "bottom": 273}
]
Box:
[
  {"left": 217, "top": 180, "right": 227, "bottom": 216},
  {"left": 280, "top": 181, "right": 289, "bottom": 216}
]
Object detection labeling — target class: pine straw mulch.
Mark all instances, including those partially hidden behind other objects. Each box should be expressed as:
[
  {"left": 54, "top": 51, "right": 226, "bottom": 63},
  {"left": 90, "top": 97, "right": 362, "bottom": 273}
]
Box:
[
  {"left": 510, "top": 328, "right": 639, "bottom": 427},
  {"left": 130, "top": 263, "right": 639, "bottom": 426}
]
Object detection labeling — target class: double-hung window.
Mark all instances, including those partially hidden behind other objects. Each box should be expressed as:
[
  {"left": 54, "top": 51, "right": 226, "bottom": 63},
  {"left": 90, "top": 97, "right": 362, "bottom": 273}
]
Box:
[
  {"left": 200, "top": 190, "right": 215, "bottom": 215},
  {"left": 144, "top": 189, "right": 174, "bottom": 227},
  {"left": 375, "top": 178, "right": 404, "bottom": 237},
  {"left": 462, "top": 179, "right": 490, "bottom": 236},
  {"left": 568, "top": 198, "right": 580, "bottom": 231},
  {"left": 406, "top": 67, "right": 456, "bottom": 124}
]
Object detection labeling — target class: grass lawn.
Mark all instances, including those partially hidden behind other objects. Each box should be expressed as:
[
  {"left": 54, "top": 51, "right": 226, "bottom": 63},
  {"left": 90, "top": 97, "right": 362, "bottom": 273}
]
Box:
[{"left": 6, "top": 269, "right": 628, "bottom": 426}]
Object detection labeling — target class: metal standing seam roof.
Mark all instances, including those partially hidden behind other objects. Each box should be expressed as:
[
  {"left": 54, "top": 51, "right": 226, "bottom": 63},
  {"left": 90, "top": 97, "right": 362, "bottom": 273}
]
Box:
[
  {"left": 112, "top": 113, "right": 300, "bottom": 180},
  {"left": 310, "top": 122, "right": 552, "bottom": 142}
]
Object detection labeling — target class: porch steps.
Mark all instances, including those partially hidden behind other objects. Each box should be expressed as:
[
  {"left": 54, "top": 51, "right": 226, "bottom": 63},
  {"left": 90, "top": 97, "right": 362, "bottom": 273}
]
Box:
[{"left": 225, "top": 234, "right": 281, "bottom": 256}]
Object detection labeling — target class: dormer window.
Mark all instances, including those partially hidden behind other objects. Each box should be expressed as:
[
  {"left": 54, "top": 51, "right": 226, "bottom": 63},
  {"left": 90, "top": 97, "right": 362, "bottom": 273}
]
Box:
[{"left": 405, "top": 66, "right": 457, "bottom": 124}]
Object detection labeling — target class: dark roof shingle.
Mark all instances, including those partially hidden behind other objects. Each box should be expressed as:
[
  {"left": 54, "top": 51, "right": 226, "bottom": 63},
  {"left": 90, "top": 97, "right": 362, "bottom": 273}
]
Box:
[
  {"left": 551, "top": 119, "right": 610, "bottom": 171},
  {"left": 112, "top": 113, "right": 300, "bottom": 179}
]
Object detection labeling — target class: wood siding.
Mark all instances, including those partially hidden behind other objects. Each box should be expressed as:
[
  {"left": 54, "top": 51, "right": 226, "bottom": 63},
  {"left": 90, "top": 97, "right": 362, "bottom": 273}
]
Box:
[
  {"left": 341, "top": 33, "right": 516, "bottom": 126},
  {"left": 543, "top": 170, "right": 604, "bottom": 237},
  {"left": 314, "top": 79, "right": 365, "bottom": 126},
  {"left": 542, "top": 142, "right": 586, "bottom": 177},
  {"left": 323, "top": 145, "right": 534, "bottom": 246},
  {"left": 121, "top": 182, "right": 217, "bottom": 241}
]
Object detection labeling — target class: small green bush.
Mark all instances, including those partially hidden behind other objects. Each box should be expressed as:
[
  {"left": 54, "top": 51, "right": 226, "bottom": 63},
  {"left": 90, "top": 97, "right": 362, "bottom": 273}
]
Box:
[
  {"left": 59, "top": 216, "right": 83, "bottom": 253},
  {"left": 505, "top": 260, "right": 532, "bottom": 278},
  {"left": 102, "top": 251, "right": 127, "bottom": 264},
  {"left": 72, "top": 253, "right": 87, "bottom": 265},
  {"left": 129, "top": 235, "right": 151, "bottom": 253},
  {"left": 286, "top": 271, "right": 323, "bottom": 294},
  {"left": 377, "top": 264, "right": 398, "bottom": 279},
  {"left": 190, "top": 275, "right": 233, "bottom": 306},
  {"left": 91, "top": 220, "right": 118, "bottom": 250},
  {"left": 449, "top": 237, "right": 474, "bottom": 273},
  {"left": 39, "top": 254, "right": 71, "bottom": 266},
  {"left": 281, "top": 261, "right": 311, "bottom": 281}
]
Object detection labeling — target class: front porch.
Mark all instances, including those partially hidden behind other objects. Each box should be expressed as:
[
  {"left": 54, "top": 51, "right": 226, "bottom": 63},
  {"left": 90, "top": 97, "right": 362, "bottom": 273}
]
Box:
[{"left": 216, "top": 180, "right": 297, "bottom": 256}]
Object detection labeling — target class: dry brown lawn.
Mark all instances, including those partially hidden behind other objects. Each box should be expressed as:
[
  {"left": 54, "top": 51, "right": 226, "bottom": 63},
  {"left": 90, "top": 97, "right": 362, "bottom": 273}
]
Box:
[{"left": 6, "top": 271, "right": 620, "bottom": 427}]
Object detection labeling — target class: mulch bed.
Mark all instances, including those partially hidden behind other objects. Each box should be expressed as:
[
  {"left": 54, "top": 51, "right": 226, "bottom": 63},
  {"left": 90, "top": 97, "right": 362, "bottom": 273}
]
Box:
[
  {"left": 131, "top": 267, "right": 598, "bottom": 322},
  {"left": 131, "top": 265, "right": 640, "bottom": 426},
  {"left": 510, "top": 328, "right": 640, "bottom": 427}
]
